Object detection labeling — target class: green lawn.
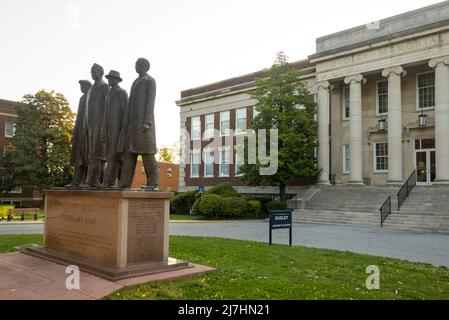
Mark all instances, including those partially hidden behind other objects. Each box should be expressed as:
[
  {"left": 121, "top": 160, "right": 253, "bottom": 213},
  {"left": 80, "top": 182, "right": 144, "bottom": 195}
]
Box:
[
  {"left": 1, "top": 234, "right": 448, "bottom": 299},
  {"left": 0, "top": 234, "right": 43, "bottom": 253},
  {"left": 169, "top": 214, "right": 205, "bottom": 220}
]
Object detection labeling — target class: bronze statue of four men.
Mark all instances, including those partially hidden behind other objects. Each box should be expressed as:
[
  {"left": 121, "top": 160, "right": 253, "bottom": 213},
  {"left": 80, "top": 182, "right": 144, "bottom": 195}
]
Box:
[{"left": 67, "top": 58, "right": 160, "bottom": 190}]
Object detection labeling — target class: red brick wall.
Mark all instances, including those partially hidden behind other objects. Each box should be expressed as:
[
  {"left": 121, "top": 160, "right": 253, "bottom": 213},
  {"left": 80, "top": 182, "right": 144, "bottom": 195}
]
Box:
[
  {"left": 183, "top": 103, "right": 317, "bottom": 189},
  {"left": 132, "top": 160, "right": 179, "bottom": 191}
]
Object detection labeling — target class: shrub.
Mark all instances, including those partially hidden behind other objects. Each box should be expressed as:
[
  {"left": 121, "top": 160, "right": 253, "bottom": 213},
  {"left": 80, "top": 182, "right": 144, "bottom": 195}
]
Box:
[
  {"left": 204, "top": 182, "right": 240, "bottom": 198},
  {"left": 199, "top": 194, "right": 224, "bottom": 217},
  {"left": 249, "top": 197, "right": 272, "bottom": 215},
  {"left": 170, "top": 191, "right": 197, "bottom": 215},
  {"left": 266, "top": 200, "right": 288, "bottom": 212},
  {"left": 192, "top": 197, "right": 201, "bottom": 216},
  {"left": 222, "top": 197, "right": 248, "bottom": 217},
  {"left": 247, "top": 200, "right": 262, "bottom": 217}
]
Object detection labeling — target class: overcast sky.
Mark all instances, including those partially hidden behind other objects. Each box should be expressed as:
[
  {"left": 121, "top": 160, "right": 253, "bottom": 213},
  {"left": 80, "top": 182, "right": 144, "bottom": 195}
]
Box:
[{"left": 0, "top": 0, "right": 442, "bottom": 147}]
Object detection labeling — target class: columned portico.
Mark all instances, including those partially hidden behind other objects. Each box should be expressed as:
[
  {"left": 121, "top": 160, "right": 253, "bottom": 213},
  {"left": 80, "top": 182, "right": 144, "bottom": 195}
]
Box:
[
  {"left": 382, "top": 66, "right": 406, "bottom": 184},
  {"left": 317, "top": 81, "right": 332, "bottom": 185},
  {"left": 344, "top": 74, "right": 366, "bottom": 185},
  {"left": 429, "top": 57, "right": 449, "bottom": 184}
]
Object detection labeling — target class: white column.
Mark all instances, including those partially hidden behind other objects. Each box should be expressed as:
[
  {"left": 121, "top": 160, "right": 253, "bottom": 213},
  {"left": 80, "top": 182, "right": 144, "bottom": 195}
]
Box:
[
  {"left": 344, "top": 74, "right": 366, "bottom": 185},
  {"left": 317, "top": 81, "right": 332, "bottom": 185},
  {"left": 382, "top": 66, "right": 406, "bottom": 184},
  {"left": 429, "top": 57, "right": 449, "bottom": 184}
]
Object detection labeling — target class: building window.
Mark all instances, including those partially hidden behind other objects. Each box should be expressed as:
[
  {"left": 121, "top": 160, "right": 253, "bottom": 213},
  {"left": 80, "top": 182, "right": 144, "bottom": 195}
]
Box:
[
  {"left": 219, "top": 147, "right": 230, "bottom": 177},
  {"left": 190, "top": 149, "right": 200, "bottom": 178},
  {"left": 377, "top": 80, "right": 388, "bottom": 115},
  {"left": 167, "top": 167, "right": 173, "bottom": 178},
  {"left": 417, "top": 72, "right": 435, "bottom": 109},
  {"left": 204, "top": 114, "right": 215, "bottom": 139},
  {"left": 374, "top": 142, "right": 388, "bottom": 172},
  {"left": 4, "top": 121, "right": 15, "bottom": 138},
  {"left": 235, "top": 145, "right": 244, "bottom": 176},
  {"left": 1, "top": 200, "right": 21, "bottom": 206},
  {"left": 343, "top": 144, "right": 350, "bottom": 174},
  {"left": 204, "top": 149, "right": 214, "bottom": 177},
  {"left": 191, "top": 116, "right": 201, "bottom": 140},
  {"left": 235, "top": 108, "right": 247, "bottom": 134},
  {"left": 343, "top": 86, "right": 350, "bottom": 120},
  {"left": 220, "top": 111, "right": 230, "bottom": 136},
  {"left": 10, "top": 186, "right": 22, "bottom": 194}
]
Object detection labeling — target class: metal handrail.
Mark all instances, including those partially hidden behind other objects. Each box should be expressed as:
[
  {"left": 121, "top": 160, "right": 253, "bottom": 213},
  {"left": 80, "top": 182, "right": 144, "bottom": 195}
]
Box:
[
  {"left": 380, "top": 196, "right": 391, "bottom": 227},
  {"left": 397, "top": 170, "right": 416, "bottom": 211}
]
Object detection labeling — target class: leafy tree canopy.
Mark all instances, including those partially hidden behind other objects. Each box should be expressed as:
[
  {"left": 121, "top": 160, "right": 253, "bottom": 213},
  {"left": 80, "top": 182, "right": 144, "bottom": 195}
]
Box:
[
  {"left": 240, "top": 52, "right": 320, "bottom": 200},
  {"left": 0, "top": 90, "right": 75, "bottom": 193}
]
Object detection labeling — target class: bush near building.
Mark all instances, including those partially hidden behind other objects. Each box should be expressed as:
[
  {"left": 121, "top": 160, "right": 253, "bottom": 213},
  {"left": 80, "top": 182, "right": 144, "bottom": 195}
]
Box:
[
  {"left": 170, "top": 190, "right": 198, "bottom": 215},
  {"left": 202, "top": 182, "right": 241, "bottom": 198},
  {"left": 266, "top": 200, "right": 288, "bottom": 211},
  {"left": 172, "top": 183, "right": 283, "bottom": 219}
]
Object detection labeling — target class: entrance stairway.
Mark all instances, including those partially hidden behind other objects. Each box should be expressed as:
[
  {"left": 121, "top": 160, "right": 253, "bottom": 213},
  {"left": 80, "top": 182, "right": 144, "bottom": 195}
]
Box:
[
  {"left": 381, "top": 186, "right": 449, "bottom": 233},
  {"left": 292, "top": 186, "right": 398, "bottom": 228},
  {"left": 292, "top": 185, "right": 449, "bottom": 233}
]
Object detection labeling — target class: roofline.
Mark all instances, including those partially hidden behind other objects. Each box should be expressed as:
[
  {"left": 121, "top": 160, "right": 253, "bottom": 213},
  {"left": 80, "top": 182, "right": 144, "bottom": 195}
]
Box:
[{"left": 180, "top": 59, "right": 314, "bottom": 99}]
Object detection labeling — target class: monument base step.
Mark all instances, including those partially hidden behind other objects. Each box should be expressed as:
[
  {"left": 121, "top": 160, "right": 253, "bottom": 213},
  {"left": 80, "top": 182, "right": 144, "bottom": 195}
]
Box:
[{"left": 23, "top": 246, "right": 192, "bottom": 281}]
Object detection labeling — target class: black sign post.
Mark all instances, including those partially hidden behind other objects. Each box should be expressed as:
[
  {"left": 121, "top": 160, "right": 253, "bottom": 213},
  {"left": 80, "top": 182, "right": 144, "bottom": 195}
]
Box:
[{"left": 269, "top": 210, "right": 293, "bottom": 246}]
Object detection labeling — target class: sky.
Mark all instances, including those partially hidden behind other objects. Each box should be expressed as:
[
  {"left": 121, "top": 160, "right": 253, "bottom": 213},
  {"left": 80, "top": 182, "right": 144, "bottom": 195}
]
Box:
[{"left": 0, "top": 0, "right": 443, "bottom": 148}]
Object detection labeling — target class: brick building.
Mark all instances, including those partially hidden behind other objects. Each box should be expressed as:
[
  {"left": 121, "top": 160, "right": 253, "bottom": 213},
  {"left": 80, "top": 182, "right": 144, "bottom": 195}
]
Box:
[
  {"left": 0, "top": 99, "right": 43, "bottom": 207},
  {"left": 177, "top": 2, "right": 449, "bottom": 198},
  {"left": 176, "top": 61, "right": 316, "bottom": 198},
  {"left": 131, "top": 160, "right": 179, "bottom": 192}
]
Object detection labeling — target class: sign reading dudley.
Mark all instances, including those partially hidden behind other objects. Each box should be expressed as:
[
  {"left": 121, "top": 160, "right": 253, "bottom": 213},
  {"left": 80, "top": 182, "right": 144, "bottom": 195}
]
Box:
[{"left": 269, "top": 210, "right": 293, "bottom": 246}]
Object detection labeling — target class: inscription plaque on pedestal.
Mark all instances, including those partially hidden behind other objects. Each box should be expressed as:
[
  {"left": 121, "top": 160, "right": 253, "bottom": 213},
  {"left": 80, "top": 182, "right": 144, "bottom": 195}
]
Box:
[{"left": 23, "top": 190, "right": 190, "bottom": 280}]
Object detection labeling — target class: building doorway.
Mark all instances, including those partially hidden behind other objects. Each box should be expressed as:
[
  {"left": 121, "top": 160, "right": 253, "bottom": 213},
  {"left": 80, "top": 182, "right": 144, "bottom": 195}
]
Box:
[{"left": 414, "top": 139, "right": 436, "bottom": 186}]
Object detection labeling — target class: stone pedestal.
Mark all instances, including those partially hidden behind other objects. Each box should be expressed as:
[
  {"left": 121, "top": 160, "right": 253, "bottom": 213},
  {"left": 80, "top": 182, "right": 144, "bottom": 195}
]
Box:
[{"left": 23, "top": 189, "right": 191, "bottom": 280}]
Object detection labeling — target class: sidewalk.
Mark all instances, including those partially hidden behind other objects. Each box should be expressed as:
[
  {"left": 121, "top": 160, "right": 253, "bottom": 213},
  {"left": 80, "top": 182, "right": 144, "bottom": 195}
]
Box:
[{"left": 0, "top": 252, "right": 214, "bottom": 300}]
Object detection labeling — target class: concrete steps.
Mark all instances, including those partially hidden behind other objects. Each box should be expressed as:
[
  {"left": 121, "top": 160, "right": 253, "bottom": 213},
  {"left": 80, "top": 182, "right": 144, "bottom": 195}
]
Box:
[
  {"left": 293, "top": 209, "right": 381, "bottom": 228},
  {"left": 382, "top": 213, "right": 449, "bottom": 234},
  {"left": 292, "top": 185, "right": 449, "bottom": 233}
]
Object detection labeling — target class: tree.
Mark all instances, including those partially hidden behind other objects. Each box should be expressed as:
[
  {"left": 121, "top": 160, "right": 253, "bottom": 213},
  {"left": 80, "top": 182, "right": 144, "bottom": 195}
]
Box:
[
  {"left": 157, "top": 143, "right": 180, "bottom": 163},
  {"left": 0, "top": 90, "right": 75, "bottom": 193},
  {"left": 240, "top": 52, "right": 320, "bottom": 201}
]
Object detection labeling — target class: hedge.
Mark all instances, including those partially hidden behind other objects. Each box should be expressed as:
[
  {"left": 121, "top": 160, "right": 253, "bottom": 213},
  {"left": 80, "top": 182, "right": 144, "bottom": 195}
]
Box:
[
  {"left": 192, "top": 197, "right": 201, "bottom": 215},
  {"left": 198, "top": 194, "right": 224, "bottom": 217},
  {"left": 247, "top": 200, "right": 262, "bottom": 217},
  {"left": 203, "top": 182, "right": 240, "bottom": 198},
  {"left": 266, "top": 200, "right": 288, "bottom": 211},
  {"left": 222, "top": 197, "right": 248, "bottom": 217},
  {"left": 170, "top": 191, "right": 197, "bottom": 215}
]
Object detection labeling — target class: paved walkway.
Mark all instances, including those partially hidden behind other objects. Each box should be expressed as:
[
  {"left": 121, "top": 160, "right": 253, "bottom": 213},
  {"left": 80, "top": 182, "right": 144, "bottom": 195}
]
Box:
[
  {"left": 1, "top": 221, "right": 449, "bottom": 267},
  {"left": 0, "top": 252, "right": 214, "bottom": 300}
]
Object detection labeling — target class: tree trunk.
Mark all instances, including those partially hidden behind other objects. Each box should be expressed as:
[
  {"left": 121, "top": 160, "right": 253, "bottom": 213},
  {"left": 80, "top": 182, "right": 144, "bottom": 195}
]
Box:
[{"left": 279, "top": 184, "right": 287, "bottom": 202}]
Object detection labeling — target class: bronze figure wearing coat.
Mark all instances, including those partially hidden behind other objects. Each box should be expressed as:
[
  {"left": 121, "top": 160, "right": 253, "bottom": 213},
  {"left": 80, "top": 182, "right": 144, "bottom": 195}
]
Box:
[
  {"left": 117, "top": 72, "right": 157, "bottom": 154},
  {"left": 100, "top": 70, "right": 128, "bottom": 187},
  {"left": 118, "top": 58, "right": 159, "bottom": 190},
  {"left": 66, "top": 80, "right": 91, "bottom": 187},
  {"left": 81, "top": 63, "right": 109, "bottom": 187}
]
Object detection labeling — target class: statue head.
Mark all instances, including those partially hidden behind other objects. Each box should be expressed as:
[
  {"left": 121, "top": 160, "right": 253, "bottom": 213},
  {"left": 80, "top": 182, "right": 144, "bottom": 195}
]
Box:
[
  {"left": 90, "top": 63, "right": 104, "bottom": 81},
  {"left": 79, "top": 80, "right": 92, "bottom": 94},
  {"left": 105, "top": 70, "right": 123, "bottom": 87},
  {"left": 135, "top": 58, "right": 150, "bottom": 75}
]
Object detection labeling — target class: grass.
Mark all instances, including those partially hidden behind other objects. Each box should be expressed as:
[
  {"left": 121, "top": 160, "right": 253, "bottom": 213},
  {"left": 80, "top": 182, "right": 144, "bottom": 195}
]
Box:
[
  {"left": 109, "top": 236, "right": 449, "bottom": 300},
  {"left": 0, "top": 234, "right": 43, "bottom": 253},
  {"left": 1, "top": 234, "right": 448, "bottom": 299},
  {"left": 169, "top": 214, "right": 205, "bottom": 221}
]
